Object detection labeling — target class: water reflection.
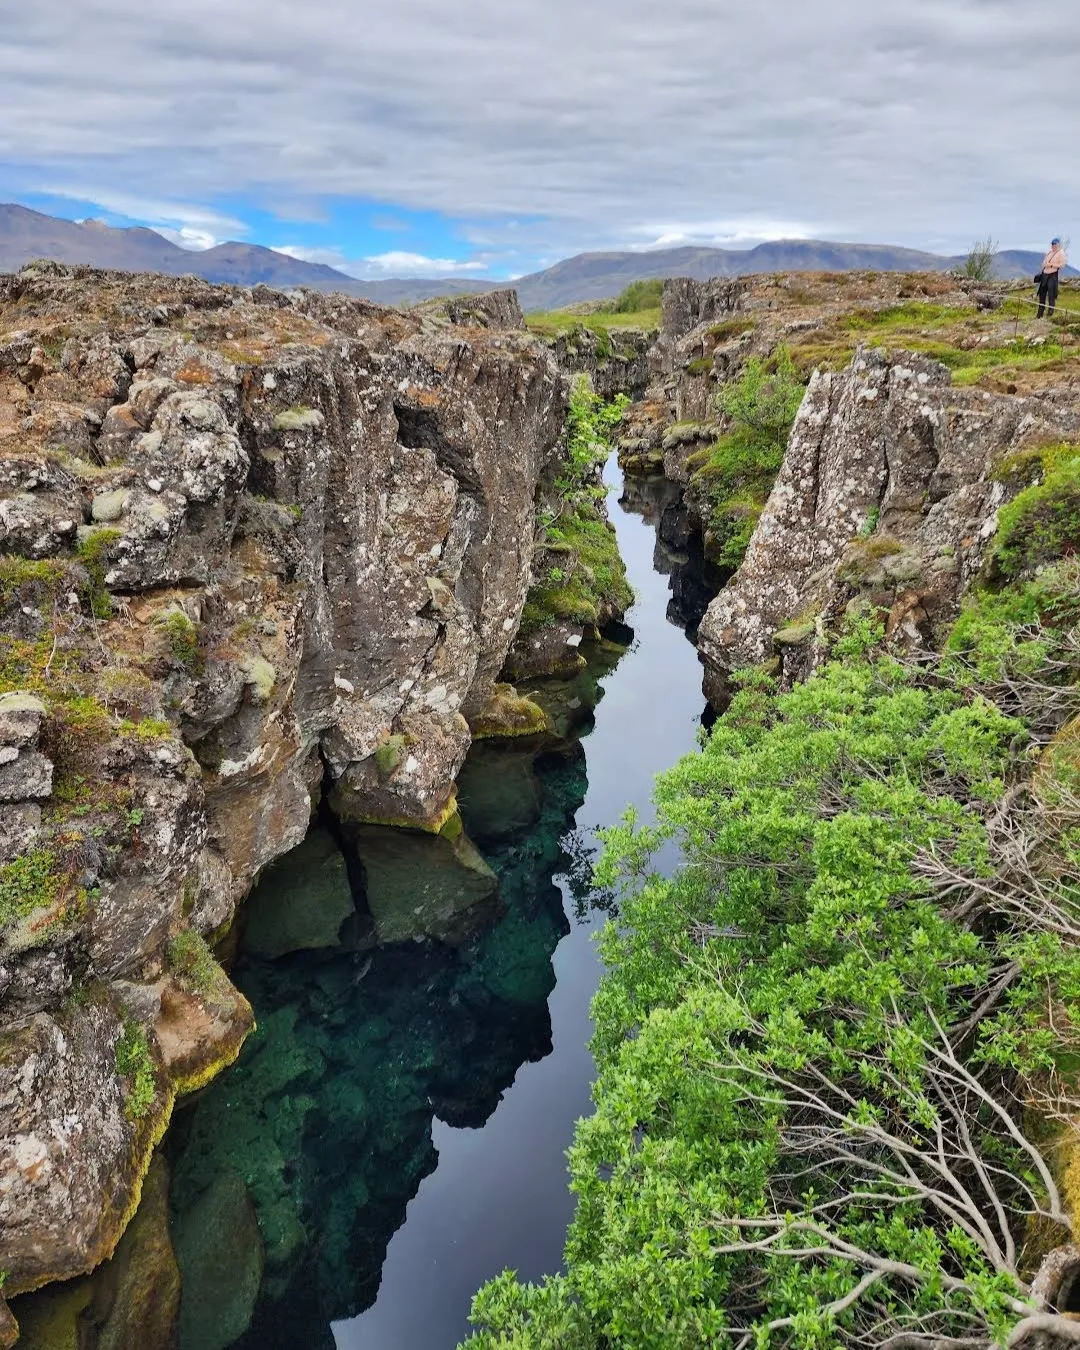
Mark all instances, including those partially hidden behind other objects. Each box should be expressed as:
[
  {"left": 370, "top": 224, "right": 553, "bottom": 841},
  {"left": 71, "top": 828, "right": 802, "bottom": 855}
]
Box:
[
  {"left": 156, "top": 465, "right": 721, "bottom": 1350},
  {"left": 167, "top": 722, "right": 600, "bottom": 1350}
]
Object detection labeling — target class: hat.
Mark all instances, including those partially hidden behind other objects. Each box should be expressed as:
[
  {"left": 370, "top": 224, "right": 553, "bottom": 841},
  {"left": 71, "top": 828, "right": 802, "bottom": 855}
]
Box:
[{"left": 1052, "top": 237, "right": 1062, "bottom": 245}]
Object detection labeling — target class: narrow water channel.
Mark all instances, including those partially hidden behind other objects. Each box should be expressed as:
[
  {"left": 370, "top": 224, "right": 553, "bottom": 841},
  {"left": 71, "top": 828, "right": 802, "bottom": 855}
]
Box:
[{"left": 165, "top": 462, "right": 716, "bottom": 1350}]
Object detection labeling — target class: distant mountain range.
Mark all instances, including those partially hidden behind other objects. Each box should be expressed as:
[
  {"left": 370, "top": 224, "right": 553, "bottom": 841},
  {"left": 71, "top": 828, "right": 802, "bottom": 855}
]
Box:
[{"left": 0, "top": 203, "right": 1071, "bottom": 311}]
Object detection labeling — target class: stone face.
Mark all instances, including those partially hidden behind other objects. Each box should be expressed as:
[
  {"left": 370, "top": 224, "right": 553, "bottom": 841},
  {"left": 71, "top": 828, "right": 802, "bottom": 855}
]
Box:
[
  {"left": 0, "top": 264, "right": 567, "bottom": 1300},
  {"left": 0, "top": 1000, "right": 168, "bottom": 1295},
  {"left": 698, "top": 346, "right": 1080, "bottom": 683}
]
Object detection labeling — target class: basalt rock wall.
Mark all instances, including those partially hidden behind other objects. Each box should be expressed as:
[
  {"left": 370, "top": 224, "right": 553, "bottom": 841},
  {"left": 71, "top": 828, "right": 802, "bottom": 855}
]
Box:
[
  {"left": 0, "top": 263, "right": 565, "bottom": 1325},
  {"left": 698, "top": 345, "right": 1080, "bottom": 691}
]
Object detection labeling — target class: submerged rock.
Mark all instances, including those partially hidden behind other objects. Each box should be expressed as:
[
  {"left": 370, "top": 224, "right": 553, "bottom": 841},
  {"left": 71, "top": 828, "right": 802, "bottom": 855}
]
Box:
[
  {"left": 343, "top": 819, "right": 500, "bottom": 944},
  {"left": 241, "top": 828, "right": 355, "bottom": 959},
  {"left": 174, "top": 1172, "right": 265, "bottom": 1350}
]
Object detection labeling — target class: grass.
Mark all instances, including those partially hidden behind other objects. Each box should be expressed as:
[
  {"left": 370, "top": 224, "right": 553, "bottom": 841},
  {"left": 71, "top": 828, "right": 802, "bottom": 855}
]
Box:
[
  {"left": 166, "top": 930, "right": 222, "bottom": 998},
  {"left": 525, "top": 308, "right": 662, "bottom": 341}
]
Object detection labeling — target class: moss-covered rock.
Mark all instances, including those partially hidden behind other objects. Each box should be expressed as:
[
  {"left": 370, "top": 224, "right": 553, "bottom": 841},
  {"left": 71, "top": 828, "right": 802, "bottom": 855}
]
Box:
[{"left": 468, "top": 684, "right": 550, "bottom": 739}]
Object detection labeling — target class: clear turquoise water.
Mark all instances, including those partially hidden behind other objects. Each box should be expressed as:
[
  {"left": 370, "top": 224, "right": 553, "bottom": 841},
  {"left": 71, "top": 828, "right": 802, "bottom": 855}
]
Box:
[{"left": 167, "top": 465, "right": 716, "bottom": 1350}]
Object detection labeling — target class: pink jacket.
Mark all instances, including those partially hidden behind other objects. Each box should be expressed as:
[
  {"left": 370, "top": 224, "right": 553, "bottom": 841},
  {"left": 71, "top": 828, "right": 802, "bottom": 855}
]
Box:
[{"left": 1043, "top": 246, "right": 1068, "bottom": 274}]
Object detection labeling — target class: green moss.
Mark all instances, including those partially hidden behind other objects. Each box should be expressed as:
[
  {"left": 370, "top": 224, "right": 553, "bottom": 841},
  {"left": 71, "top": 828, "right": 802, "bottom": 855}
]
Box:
[
  {"left": 273, "top": 406, "right": 324, "bottom": 432},
  {"left": 155, "top": 611, "right": 200, "bottom": 671},
  {"left": 75, "top": 528, "right": 122, "bottom": 620},
  {"left": 374, "top": 734, "right": 407, "bottom": 779},
  {"left": 707, "top": 317, "right": 754, "bottom": 341},
  {"left": 115, "top": 1018, "right": 157, "bottom": 1121},
  {"left": 166, "top": 931, "right": 221, "bottom": 997},
  {"left": 686, "top": 356, "right": 714, "bottom": 377},
  {"left": 133, "top": 717, "right": 172, "bottom": 741},
  {"left": 0, "top": 848, "right": 66, "bottom": 932},
  {"left": 0, "top": 557, "right": 67, "bottom": 605},
  {"left": 521, "top": 505, "right": 632, "bottom": 634},
  {"left": 990, "top": 446, "right": 1080, "bottom": 579}
]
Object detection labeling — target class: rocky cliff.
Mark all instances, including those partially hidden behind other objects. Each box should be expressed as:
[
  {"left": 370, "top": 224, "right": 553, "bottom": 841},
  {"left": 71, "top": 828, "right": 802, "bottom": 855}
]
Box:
[
  {"left": 0, "top": 262, "right": 566, "bottom": 1329},
  {"left": 697, "top": 349, "right": 1080, "bottom": 694},
  {"left": 613, "top": 269, "right": 1080, "bottom": 697}
]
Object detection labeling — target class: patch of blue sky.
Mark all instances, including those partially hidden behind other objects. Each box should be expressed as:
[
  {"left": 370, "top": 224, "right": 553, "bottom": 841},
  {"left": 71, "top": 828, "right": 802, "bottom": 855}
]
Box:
[{"left": 11, "top": 181, "right": 541, "bottom": 279}]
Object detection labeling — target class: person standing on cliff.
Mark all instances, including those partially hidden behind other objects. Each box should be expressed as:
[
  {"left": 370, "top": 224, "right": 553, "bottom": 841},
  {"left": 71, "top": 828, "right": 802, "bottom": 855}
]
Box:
[{"left": 1037, "top": 237, "right": 1068, "bottom": 318}]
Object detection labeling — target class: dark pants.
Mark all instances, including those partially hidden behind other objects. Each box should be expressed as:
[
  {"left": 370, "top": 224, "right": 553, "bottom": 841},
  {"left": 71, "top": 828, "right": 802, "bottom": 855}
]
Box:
[{"left": 1038, "top": 270, "right": 1060, "bottom": 317}]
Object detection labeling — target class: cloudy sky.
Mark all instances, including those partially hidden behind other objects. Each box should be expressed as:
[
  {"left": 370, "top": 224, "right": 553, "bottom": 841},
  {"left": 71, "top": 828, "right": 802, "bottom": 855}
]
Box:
[{"left": 2, "top": 0, "right": 1076, "bottom": 278}]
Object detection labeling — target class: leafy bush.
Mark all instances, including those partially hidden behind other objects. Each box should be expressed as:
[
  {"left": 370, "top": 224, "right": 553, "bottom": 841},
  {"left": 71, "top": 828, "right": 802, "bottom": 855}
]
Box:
[
  {"left": 463, "top": 582, "right": 1080, "bottom": 1348},
  {"left": 687, "top": 346, "right": 806, "bottom": 570},
  {"left": 613, "top": 278, "right": 665, "bottom": 313}
]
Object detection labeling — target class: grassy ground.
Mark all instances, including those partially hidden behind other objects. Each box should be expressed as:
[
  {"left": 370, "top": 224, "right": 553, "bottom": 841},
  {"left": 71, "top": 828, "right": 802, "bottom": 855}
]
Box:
[
  {"left": 787, "top": 289, "right": 1080, "bottom": 390},
  {"left": 524, "top": 307, "right": 662, "bottom": 339}
]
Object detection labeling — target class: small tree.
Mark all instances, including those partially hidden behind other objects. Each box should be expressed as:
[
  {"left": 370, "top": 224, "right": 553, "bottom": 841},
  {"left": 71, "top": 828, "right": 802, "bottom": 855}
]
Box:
[
  {"left": 962, "top": 235, "right": 999, "bottom": 281},
  {"left": 717, "top": 345, "right": 805, "bottom": 455}
]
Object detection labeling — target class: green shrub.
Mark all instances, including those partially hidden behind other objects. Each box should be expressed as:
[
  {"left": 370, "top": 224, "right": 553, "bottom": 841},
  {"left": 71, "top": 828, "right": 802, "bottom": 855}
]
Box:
[
  {"left": 155, "top": 610, "right": 200, "bottom": 671},
  {"left": 114, "top": 1017, "right": 157, "bottom": 1121},
  {"left": 685, "top": 347, "right": 805, "bottom": 570},
  {"left": 464, "top": 556, "right": 1080, "bottom": 1348},
  {"left": 612, "top": 278, "right": 665, "bottom": 313}
]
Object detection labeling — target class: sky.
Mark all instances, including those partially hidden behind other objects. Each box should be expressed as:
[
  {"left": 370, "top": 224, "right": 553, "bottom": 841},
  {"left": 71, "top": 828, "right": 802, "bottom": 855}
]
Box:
[{"left": 1, "top": 0, "right": 1077, "bottom": 280}]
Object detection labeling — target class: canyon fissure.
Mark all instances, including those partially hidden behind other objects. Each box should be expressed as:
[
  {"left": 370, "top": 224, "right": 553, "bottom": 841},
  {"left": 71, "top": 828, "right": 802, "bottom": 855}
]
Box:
[{"left": 3, "top": 260, "right": 1080, "bottom": 1348}]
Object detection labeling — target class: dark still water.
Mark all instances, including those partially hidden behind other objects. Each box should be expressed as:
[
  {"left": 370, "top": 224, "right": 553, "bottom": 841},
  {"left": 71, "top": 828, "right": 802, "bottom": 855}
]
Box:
[{"left": 166, "top": 464, "right": 714, "bottom": 1350}]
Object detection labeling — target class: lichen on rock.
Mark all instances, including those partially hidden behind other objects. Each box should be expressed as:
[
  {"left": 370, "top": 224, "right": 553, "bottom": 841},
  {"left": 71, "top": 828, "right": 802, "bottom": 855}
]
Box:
[{"left": 0, "top": 261, "right": 569, "bottom": 1308}]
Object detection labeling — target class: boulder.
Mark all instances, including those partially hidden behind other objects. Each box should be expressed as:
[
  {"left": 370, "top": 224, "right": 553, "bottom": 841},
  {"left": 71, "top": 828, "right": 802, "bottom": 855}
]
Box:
[
  {"left": 241, "top": 827, "right": 355, "bottom": 959},
  {"left": 342, "top": 819, "right": 499, "bottom": 944},
  {"left": 0, "top": 999, "right": 168, "bottom": 1294},
  {"left": 173, "top": 1172, "right": 264, "bottom": 1350}
]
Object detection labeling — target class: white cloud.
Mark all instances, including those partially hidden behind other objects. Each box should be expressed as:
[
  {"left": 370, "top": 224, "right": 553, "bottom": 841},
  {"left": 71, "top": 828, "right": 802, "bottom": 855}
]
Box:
[
  {"left": 272, "top": 244, "right": 352, "bottom": 269},
  {"left": 631, "top": 219, "right": 825, "bottom": 250},
  {"left": 3, "top": 0, "right": 1079, "bottom": 259},
  {"left": 36, "top": 185, "right": 247, "bottom": 250},
  {"left": 155, "top": 226, "right": 221, "bottom": 251},
  {"left": 349, "top": 251, "right": 488, "bottom": 277},
  {"left": 271, "top": 245, "right": 490, "bottom": 278}
]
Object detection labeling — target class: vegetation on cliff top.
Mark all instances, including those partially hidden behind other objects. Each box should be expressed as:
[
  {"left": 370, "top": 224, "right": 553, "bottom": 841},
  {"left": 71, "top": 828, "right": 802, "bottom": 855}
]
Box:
[
  {"left": 525, "top": 282, "right": 663, "bottom": 344},
  {"left": 464, "top": 474, "right": 1080, "bottom": 1346},
  {"left": 520, "top": 379, "right": 633, "bottom": 636}
]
